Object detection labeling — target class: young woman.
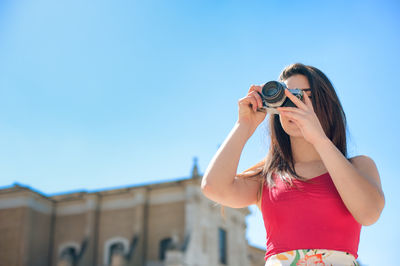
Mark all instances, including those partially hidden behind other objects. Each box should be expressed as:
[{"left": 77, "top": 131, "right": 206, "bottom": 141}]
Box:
[{"left": 201, "top": 63, "right": 385, "bottom": 265}]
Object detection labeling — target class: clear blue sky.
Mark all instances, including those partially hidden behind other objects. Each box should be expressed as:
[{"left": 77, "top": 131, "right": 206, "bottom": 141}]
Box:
[{"left": 0, "top": 0, "right": 399, "bottom": 265}]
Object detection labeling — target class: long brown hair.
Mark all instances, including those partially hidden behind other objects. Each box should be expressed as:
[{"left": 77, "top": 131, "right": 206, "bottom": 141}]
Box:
[{"left": 220, "top": 63, "right": 348, "bottom": 218}]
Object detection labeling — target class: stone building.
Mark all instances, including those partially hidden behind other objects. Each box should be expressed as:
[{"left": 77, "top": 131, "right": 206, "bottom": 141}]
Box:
[{"left": 0, "top": 159, "right": 266, "bottom": 266}]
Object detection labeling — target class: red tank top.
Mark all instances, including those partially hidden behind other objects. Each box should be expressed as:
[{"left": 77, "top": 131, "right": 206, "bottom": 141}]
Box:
[{"left": 261, "top": 171, "right": 362, "bottom": 261}]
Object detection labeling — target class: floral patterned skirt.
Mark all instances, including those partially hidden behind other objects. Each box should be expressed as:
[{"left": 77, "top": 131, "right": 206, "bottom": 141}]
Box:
[{"left": 265, "top": 249, "right": 359, "bottom": 266}]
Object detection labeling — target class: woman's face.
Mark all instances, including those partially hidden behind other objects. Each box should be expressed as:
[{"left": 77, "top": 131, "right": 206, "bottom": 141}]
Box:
[{"left": 279, "top": 74, "right": 313, "bottom": 137}]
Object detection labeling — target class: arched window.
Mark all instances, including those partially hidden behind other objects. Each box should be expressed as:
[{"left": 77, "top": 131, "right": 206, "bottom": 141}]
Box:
[
  {"left": 159, "top": 237, "right": 172, "bottom": 261},
  {"left": 109, "top": 242, "right": 126, "bottom": 266},
  {"left": 58, "top": 247, "right": 77, "bottom": 266},
  {"left": 104, "top": 237, "right": 129, "bottom": 266}
]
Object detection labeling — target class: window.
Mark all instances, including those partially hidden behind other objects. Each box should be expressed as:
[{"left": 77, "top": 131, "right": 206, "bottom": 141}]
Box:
[
  {"left": 159, "top": 237, "right": 172, "bottom": 261},
  {"left": 59, "top": 247, "right": 77, "bottom": 266},
  {"left": 218, "top": 228, "right": 227, "bottom": 264},
  {"left": 109, "top": 243, "right": 125, "bottom": 266},
  {"left": 104, "top": 237, "right": 129, "bottom": 266}
]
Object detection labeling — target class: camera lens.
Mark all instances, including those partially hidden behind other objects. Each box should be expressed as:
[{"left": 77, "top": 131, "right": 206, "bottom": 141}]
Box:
[
  {"left": 265, "top": 87, "right": 278, "bottom": 97},
  {"left": 261, "top": 81, "right": 286, "bottom": 104}
]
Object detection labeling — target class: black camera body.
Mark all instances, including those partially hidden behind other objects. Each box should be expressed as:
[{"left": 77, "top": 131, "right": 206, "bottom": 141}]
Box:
[{"left": 257, "top": 81, "right": 304, "bottom": 114}]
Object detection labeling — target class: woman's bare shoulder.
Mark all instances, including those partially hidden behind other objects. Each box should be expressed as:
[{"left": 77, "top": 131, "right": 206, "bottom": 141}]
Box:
[
  {"left": 349, "top": 155, "right": 382, "bottom": 188},
  {"left": 348, "top": 155, "right": 377, "bottom": 171}
]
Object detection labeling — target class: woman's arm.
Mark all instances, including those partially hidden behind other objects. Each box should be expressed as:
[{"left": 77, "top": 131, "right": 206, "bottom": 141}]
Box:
[
  {"left": 201, "top": 122, "right": 264, "bottom": 208},
  {"left": 201, "top": 121, "right": 254, "bottom": 191},
  {"left": 201, "top": 84, "right": 267, "bottom": 206},
  {"left": 313, "top": 138, "right": 385, "bottom": 226}
]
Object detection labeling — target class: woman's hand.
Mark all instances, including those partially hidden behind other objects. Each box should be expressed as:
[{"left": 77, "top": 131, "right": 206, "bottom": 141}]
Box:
[
  {"left": 277, "top": 89, "right": 328, "bottom": 146},
  {"left": 237, "top": 85, "right": 268, "bottom": 130}
]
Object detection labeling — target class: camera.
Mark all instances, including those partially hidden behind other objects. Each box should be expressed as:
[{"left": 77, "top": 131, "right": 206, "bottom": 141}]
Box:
[{"left": 257, "top": 81, "right": 304, "bottom": 114}]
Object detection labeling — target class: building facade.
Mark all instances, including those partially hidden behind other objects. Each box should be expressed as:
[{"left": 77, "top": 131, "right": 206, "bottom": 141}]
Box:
[{"left": 0, "top": 161, "right": 266, "bottom": 266}]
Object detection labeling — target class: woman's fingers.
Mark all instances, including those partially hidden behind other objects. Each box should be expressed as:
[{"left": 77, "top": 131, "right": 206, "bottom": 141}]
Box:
[
  {"left": 251, "top": 91, "right": 263, "bottom": 109},
  {"left": 240, "top": 95, "right": 258, "bottom": 112},
  {"left": 277, "top": 106, "right": 305, "bottom": 114},
  {"left": 247, "top": 85, "right": 256, "bottom": 94},
  {"left": 238, "top": 85, "right": 268, "bottom": 127},
  {"left": 249, "top": 96, "right": 258, "bottom": 112},
  {"left": 246, "top": 85, "right": 264, "bottom": 111},
  {"left": 247, "top": 84, "right": 262, "bottom": 94},
  {"left": 280, "top": 110, "right": 303, "bottom": 122}
]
